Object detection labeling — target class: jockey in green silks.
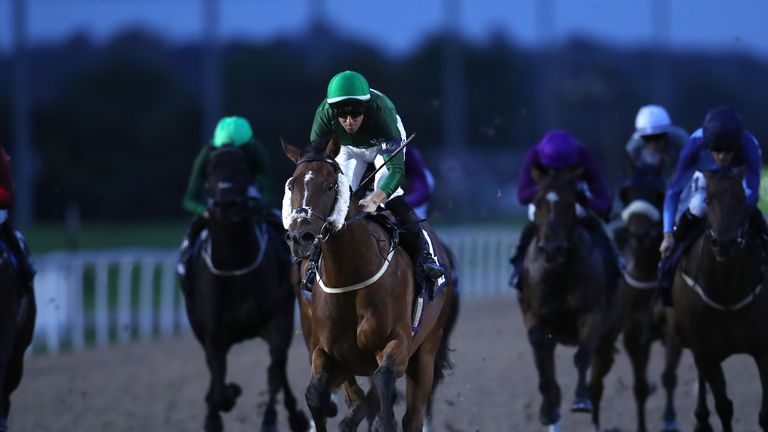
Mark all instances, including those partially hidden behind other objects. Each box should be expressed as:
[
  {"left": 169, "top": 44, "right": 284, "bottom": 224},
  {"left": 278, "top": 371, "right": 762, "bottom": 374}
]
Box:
[{"left": 177, "top": 116, "right": 275, "bottom": 278}]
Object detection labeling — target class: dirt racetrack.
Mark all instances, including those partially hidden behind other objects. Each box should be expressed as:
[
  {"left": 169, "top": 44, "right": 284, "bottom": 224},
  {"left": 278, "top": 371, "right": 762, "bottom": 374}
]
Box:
[{"left": 8, "top": 297, "right": 766, "bottom": 431}]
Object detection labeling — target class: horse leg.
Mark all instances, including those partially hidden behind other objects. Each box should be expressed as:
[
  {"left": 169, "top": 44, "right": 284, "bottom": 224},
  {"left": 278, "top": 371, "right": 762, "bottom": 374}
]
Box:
[
  {"left": 572, "top": 341, "right": 594, "bottom": 413},
  {"left": 263, "top": 317, "right": 309, "bottom": 432},
  {"left": 0, "top": 347, "right": 25, "bottom": 432},
  {"left": 660, "top": 330, "right": 682, "bottom": 432},
  {"left": 753, "top": 350, "right": 768, "bottom": 431},
  {"left": 371, "top": 339, "right": 408, "bottom": 432},
  {"left": 305, "top": 347, "right": 335, "bottom": 432},
  {"left": 623, "top": 328, "right": 651, "bottom": 432},
  {"left": 528, "top": 325, "right": 561, "bottom": 426},
  {"left": 694, "top": 354, "right": 732, "bottom": 432},
  {"left": 588, "top": 334, "right": 617, "bottom": 431},
  {"left": 338, "top": 378, "right": 367, "bottom": 432},
  {"left": 203, "top": 339, "right": 239, "bottom": 432},
  {"left": 364, "top": 379, "right": 379, "bottom": 431},
  {"left": 693, "top": 370, "right": 714, "bottom": 432},
  {"left": 402, "top": 331, "right": 441, "bottom": 432}
]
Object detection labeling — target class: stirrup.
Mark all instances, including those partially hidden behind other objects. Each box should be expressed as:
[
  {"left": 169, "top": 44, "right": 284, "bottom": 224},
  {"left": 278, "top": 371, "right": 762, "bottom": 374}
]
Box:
[{"left": 420, "top": 257, "right": 444, "bottom": 280}]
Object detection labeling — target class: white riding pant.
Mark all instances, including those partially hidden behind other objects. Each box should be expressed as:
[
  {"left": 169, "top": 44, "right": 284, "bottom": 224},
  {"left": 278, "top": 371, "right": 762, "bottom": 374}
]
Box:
[
  {"left": 687, "top": 170, "right": 751, "bottom": 218},
  {"left": 335, "top": 115, "right": 406, "bottom": 200}
]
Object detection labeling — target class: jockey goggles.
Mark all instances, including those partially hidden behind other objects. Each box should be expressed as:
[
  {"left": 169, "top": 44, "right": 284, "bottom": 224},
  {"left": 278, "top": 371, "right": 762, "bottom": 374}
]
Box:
[{"left": 331, "top": 103, "right": 365, "bottom": 119}]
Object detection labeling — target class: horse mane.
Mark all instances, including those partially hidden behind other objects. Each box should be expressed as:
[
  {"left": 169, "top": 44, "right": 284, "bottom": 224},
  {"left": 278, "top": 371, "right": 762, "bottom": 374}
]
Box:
[{"left": 302, "top": 136, "right": 341, "bottom": 160}]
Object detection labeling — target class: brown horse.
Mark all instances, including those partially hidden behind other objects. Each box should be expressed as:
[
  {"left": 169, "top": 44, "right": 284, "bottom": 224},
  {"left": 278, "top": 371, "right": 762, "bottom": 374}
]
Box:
[
  {"left": 614, "top": 163, "right": 682, "bottom": 432},
  {"left": 282, "top": 138, "right": 454, "bottom": 432},
  {"left": 520, "top": 167, "right": 623, "bottom": 431},
  {"left": 672, "top": 169, "right": 768, "bottom": 432},
  {"left": 0, "top": 241, "right": 35, "bottom": 432}
]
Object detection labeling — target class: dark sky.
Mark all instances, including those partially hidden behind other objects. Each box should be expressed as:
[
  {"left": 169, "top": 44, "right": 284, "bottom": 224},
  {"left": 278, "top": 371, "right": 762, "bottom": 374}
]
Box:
[{"left": 1, "top": 0, "right": 767, "bottom": 58}]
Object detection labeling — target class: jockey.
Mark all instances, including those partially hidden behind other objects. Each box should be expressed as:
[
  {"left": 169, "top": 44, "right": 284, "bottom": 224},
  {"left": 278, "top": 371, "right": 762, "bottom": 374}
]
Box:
[
  {"left": 509, "top": 130, "right": 619, "bottom": 291},
  {"left": 310, "top": 70, "right": 444, "bottom": 281},
  {"left": 625, "top": 104, "right": 689, "bottom": 179},
  {"left": 177, "top": 116, "right": 273, "bottom": 277},
  {"left": 403, "top": 147, "right": 435, "bottom": 220},
  {"left": 0, "top": 147, "right": 34, "bottom": 297},
  {"left": 657, "top": 106, "right": 767, "bottom": 305}
]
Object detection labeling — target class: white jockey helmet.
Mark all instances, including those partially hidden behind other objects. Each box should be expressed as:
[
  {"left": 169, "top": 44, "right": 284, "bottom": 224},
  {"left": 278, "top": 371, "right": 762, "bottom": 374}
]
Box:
[{"left": 635, "top": 104, "right": 672, "bottom": 136}]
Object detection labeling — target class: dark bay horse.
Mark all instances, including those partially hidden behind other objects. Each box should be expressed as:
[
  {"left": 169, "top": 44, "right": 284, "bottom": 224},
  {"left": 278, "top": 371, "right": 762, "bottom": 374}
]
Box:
[
  {"left": 672, "top": 169, "right": 768, "bottom": 431},
  {"left": 0, "top": 245, "right": 35, "bottom": 432},
  {"left": 520, "top": 167, "right": 623, "bottom": 431},
  {"left": 282, "top": 138, "right": 454, "bottom": 432},
  {"left": 182, "top": 145, "right": 309, "bottom": 432},
  {"left": 614, "top": 164, "right": 682, "bottom": 432}
]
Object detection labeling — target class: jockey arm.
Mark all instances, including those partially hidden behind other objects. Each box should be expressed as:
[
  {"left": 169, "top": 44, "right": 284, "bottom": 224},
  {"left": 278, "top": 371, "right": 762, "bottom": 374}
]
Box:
[
  {"left": 243, "top": 138, "right": 274, "bottom": 207},
  {"left": 0, "top": 148, "right": 14, "bottom": 209},
  {"left": 743, "top": 132, "right": 762, "bottom": 209},
  {"left": 182, "top": 145, "right": 211, "bottom": 217},
  {"left": 517, "top": 147, "right": 540, "bottom": 206},
  {"left": 578, "top": 146, "right": 612, "bottom": 219},
  {"left": 662, "top": 134, "right": 703, "bottom": 233},
  {"left": 404, "top": 148, "right": 431, "bottom": 208}
]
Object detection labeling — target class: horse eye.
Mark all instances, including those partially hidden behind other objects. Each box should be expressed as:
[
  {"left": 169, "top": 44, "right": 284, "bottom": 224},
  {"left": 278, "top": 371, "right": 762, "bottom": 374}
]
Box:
[
  {"left": 328, "top": 183, "right": 337, "bottom": 191},
  {"left": 287, "top": 179, "right": 295, "bottom": 191}
]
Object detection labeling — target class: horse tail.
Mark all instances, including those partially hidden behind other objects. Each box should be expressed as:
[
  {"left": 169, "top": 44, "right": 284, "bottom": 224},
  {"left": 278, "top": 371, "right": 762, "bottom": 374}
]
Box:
[{"left": 434, "top": 244, "right": 460, "bottom": 384}]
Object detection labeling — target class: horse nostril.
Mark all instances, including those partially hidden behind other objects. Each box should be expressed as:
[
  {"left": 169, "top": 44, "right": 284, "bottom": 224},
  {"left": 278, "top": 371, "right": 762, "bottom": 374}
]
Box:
[
  {"left": 284, "top": 233, "right": 294, "bottom": 244},
  {"left": 301, "top": 232, "right": 316, "bottom": 243}
]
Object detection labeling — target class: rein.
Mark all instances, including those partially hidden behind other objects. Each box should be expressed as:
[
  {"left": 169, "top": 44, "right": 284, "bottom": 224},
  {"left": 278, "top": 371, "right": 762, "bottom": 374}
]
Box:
[
  {"left": 293, "top": 154, "right": 401, "bottom": 299},
  {"left": 201, "top": 222, "right": 268, "bottom": 277},
  {"left": 622, "top": 270, "right": 657, "bottom": 290}
]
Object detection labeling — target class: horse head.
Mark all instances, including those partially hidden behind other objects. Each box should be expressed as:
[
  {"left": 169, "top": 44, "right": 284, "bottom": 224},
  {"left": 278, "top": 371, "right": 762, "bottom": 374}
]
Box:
[
  {"left": 532, "top": 166, "right": 584, "bottom": 264},
  {"left": 703, "top": 168, "right": 748, "bottom": 261},
  {"left": 282, "top": 136, "right": 351, "bottom": 259},
  {"left": 618, "top": 163, "right": 664, "bottom": 257},
  {"left": 206, "top": 145, "right": 253, "bottom": 223}
]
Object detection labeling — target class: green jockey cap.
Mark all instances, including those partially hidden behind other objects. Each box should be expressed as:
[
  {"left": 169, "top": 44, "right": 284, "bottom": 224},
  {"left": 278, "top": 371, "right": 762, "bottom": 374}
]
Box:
[
  {"left": 326, "top": 70, "right": 370, "bottom": 104},
  {"left": 212, "top": 116, "right": 253, "bottom": 148}
]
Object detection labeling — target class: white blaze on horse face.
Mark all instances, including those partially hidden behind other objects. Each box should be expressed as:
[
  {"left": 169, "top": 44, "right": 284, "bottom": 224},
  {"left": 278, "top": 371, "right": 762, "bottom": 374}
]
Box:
[
  {"left": 302, "top": 171, "right": 314, "bottom": 208},
  {"left": 545, "top": 191, "right": 559, "bottom": 215}
]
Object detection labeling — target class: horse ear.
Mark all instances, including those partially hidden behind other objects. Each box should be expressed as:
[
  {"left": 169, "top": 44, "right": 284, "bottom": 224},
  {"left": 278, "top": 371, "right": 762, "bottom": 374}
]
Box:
[
  {"left": 282, "top": 138, "right": 302, "bottom": 164},
  {"left": 324, "top": 135, "right": 341, "bottom": 159},
  {"left": 531, "top": 166, "right": 545, "bottom": 184}
]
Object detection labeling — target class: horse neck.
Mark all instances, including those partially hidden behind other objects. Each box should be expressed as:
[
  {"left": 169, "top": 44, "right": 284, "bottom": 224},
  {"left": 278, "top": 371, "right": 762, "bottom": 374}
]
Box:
[
  {"left": 626, "top": 232, "right": 661, "bottom": 280},
  {"left": 688, "top": 236, "right": 755, "bottom": 303},
  {"left": 208, "top": 217, "right": 258, "bottom": 268},
  {"left": 319, "top": 211, "right": 385, "bottom": 281}
]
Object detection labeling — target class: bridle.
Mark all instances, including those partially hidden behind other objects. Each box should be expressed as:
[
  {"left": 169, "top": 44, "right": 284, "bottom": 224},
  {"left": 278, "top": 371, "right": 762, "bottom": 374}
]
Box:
[{"left": 293, "top": 155, "right": 344, "bottom": 242}]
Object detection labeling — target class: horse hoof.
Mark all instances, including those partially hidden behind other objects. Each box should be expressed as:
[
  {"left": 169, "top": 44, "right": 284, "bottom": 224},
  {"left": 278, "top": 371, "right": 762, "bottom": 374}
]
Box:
[
  {"left": 289, "top": 411, "right": 311, "bottom": 432},
  {"left": 570, "top": 398, "right": 593, "bottom": 413},
  {"left": 662, "top": 420, "right": 681, "bottom": 432},
  {"left": 261, "top": 423, "right": 278, "bottom": 432},
  {"left": 372, "top": 415, "right": 396, "bottom": 432},
  {"left": 0, "top": 417, "right": 7, "bottom": 432},
  {"left": 548, "top": 422, "right": 560, "bottom": 432},
  {"left": 217, "top": 383, "right": 242, "bottom": 412},
  {"left": 326, "top": 399, "right": 338, "bottom": 418},
  {"left": 693, "top": 423, "right": 714, "bottom": 432},
  {"left": 205, "top": 414, "right": 223, "bottom": 432}
]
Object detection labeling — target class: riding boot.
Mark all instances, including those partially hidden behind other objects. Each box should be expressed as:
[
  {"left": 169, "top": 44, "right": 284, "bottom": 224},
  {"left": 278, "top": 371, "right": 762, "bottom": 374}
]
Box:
[
  {"left": 177, "top": 215, "right": 207, "bottom": 278},
  {"left": 509, "top": 221, "right": 536, "bottom": 290},
  {"left": 657, "top": 210, "right": 702, "bottom": 306},
  {"left": 385, "top": 196, "right": 445, "bottom": 281},
  {"left": 1, "top": 222, "right": 35, "bottom": 296}
]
